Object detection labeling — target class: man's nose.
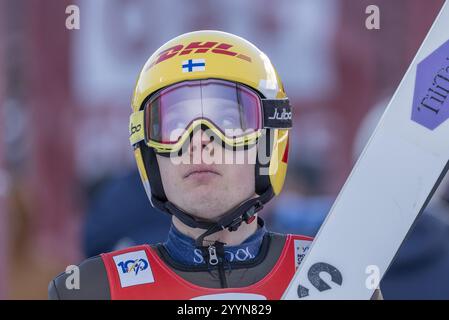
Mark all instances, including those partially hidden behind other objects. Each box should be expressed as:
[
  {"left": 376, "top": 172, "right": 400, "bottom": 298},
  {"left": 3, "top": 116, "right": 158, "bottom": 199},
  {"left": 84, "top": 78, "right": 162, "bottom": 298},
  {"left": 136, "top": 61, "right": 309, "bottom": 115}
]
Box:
[{"left": 189, "top": 128, "right": 215, "bottom": 157}]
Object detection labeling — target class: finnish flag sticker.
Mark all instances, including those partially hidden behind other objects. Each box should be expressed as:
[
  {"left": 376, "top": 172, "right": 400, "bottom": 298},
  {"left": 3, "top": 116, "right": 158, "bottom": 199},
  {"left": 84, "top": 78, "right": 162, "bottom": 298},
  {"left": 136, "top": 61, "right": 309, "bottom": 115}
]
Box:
[{"left": 182, "top": 59, "right": 206, "bottom": 73}]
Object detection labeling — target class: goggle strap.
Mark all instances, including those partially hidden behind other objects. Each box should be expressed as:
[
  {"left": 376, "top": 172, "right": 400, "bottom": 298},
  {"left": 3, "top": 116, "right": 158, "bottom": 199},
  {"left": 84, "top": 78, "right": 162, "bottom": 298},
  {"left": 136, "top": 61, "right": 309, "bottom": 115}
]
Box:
[
  {"left": 129, "top": 111, "right": 145, "bottom": 145},
  {"left": 262, "top": 98, "right": 292, "bottom": 129}
]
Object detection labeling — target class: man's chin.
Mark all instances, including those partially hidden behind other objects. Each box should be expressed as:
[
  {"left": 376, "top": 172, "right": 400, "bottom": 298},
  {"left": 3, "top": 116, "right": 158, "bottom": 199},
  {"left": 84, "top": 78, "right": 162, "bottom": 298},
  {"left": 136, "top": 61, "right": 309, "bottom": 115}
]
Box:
[
  {"left": 182, "top": 200, "right": 232, "bottom": 221},
  {"left": 184, "top": 180, "right": 223, "bottom": 194}
]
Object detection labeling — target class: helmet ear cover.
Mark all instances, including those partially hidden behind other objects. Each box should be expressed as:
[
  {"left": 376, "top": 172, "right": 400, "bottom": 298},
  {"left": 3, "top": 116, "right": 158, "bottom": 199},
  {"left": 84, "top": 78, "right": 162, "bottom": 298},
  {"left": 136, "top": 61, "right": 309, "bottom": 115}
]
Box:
[
  {"left": 255, "top": 128, "right": 273, "bottom": 196},
  {"left": 139, "top": 141, "right": 167, "bottom": 206}
]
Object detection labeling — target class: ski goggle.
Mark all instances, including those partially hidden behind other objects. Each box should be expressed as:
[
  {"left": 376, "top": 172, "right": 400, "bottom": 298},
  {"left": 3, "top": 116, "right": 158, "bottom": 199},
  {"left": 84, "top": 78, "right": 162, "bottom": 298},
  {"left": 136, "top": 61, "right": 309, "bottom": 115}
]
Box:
[{"left": 129, "top": 79, "right": 292, "bottom": 153}]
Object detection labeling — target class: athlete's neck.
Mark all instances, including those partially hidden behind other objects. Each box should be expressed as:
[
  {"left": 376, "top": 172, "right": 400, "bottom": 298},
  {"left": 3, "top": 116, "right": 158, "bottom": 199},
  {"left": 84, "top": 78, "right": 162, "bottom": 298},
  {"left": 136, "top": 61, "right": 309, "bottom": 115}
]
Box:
[{"left": 172, "top": 214, "right": 259, "bottom": 246}]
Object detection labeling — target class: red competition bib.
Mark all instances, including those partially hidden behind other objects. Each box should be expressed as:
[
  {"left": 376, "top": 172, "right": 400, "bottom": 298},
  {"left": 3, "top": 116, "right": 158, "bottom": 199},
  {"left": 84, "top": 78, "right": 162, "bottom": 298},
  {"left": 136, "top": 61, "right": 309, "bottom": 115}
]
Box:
[{"left": 101, "top": 234, "right": 312, "bottom": 300}]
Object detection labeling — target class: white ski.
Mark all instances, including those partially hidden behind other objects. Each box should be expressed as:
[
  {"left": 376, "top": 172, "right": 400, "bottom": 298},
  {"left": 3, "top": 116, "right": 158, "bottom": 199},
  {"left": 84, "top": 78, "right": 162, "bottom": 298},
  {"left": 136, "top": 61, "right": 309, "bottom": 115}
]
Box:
[{"left": 282, "top": 1, "right": 449, "bottom": 300}]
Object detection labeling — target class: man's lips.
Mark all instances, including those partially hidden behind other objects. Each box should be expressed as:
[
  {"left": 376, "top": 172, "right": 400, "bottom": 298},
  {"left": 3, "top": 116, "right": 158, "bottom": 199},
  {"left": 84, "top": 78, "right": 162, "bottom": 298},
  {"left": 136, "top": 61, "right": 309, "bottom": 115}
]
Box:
[{"left": 183, "top": 166, "right": 221, "bottom": 179}]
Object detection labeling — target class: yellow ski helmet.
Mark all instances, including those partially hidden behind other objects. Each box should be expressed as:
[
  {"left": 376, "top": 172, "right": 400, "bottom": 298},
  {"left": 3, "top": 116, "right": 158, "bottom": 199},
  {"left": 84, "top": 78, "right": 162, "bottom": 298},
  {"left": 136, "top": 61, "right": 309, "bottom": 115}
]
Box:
[{"left": 129, "top": 30, "right": 292, "bottom": 241}]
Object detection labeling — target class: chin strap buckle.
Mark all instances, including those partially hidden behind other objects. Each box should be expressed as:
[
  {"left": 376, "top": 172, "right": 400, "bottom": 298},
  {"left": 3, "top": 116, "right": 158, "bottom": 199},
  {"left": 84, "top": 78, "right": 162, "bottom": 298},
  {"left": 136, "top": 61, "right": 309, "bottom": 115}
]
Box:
[
  {"left": 227, "top": 200, "right": 263, "bottom": 232},
  {"left": 244, "top": 200, "right": 263, "bottom": 222}
]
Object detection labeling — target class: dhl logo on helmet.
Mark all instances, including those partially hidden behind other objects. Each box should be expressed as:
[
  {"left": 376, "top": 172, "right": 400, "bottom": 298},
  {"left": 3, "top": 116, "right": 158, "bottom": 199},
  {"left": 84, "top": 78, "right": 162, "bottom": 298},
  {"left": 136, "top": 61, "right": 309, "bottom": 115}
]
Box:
[{"left": 146, "top": 42, "right": 252, "bottom": 70}]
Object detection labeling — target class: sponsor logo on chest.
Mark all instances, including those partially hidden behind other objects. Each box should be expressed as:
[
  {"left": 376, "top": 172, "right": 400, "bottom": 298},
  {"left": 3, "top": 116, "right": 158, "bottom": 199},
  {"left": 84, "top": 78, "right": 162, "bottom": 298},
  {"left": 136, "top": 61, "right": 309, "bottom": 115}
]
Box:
[{"left": 113, "top": 250, "right": 154, "bottom": 288}]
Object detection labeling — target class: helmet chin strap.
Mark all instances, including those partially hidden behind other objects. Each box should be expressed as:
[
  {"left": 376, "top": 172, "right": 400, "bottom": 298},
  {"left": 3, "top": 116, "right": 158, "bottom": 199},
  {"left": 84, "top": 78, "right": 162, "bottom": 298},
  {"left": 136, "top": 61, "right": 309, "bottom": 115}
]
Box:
[{"left": 153, "top": 188, "right": 274, "bottom": 247}]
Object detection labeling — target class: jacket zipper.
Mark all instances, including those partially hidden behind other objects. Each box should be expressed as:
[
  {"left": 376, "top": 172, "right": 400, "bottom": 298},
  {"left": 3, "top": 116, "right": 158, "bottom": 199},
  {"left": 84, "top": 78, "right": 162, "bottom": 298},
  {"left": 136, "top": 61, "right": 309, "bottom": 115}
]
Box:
[{"left": 208, "top": 244, "right": 228, "bottom": 288}]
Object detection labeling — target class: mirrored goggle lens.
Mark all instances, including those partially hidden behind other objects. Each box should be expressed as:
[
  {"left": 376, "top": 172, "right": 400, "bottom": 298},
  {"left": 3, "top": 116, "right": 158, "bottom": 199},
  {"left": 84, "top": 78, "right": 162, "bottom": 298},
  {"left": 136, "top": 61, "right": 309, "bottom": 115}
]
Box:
[{"left": 144, "top": 79, "right": 262, "bottom": 144}]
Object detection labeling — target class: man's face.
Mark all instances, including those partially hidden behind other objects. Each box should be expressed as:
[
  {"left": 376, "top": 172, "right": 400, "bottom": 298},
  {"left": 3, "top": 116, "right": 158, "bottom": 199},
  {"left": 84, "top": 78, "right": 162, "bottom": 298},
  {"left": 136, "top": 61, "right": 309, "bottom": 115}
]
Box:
[{"left": 156, "top": 129, "right": 257, "bottom": 221}]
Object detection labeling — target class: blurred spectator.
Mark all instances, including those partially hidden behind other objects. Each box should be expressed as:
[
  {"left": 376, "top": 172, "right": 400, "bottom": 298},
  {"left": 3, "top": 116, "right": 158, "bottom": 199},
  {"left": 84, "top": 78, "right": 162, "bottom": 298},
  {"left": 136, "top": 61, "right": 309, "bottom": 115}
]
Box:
[{"left": 82, "top": 170, "right": 171, "bottom": 258}]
